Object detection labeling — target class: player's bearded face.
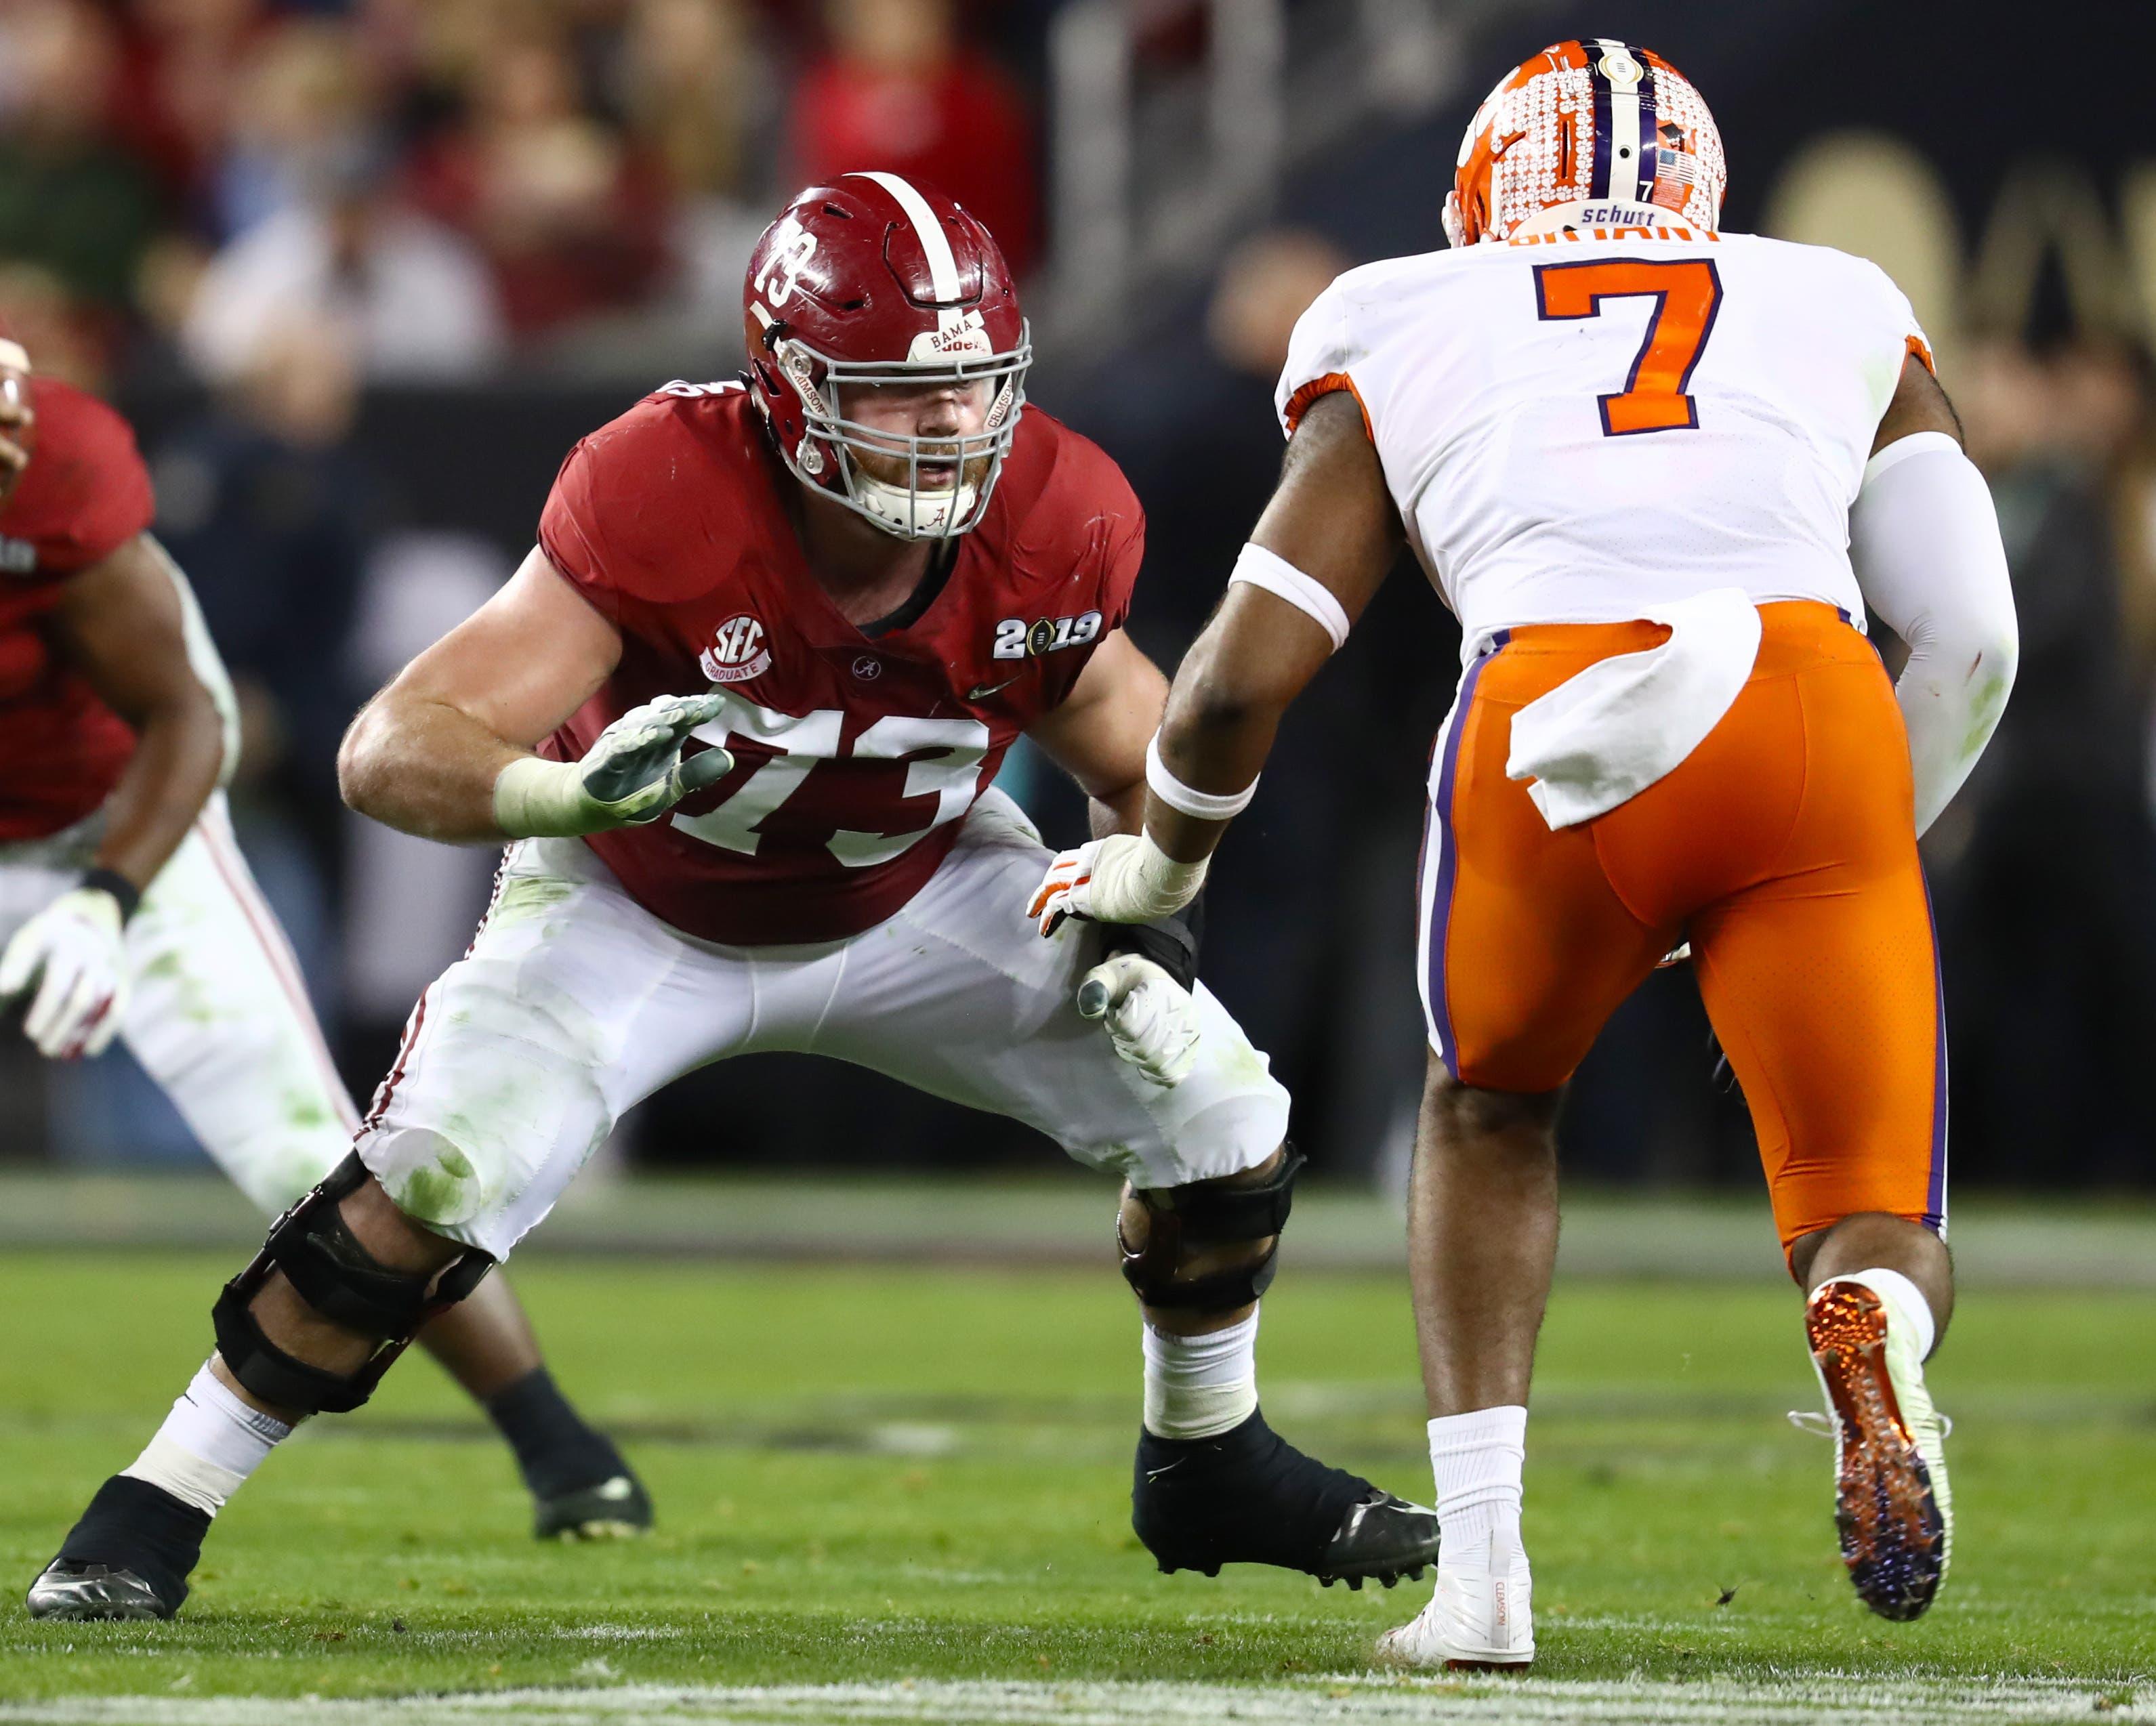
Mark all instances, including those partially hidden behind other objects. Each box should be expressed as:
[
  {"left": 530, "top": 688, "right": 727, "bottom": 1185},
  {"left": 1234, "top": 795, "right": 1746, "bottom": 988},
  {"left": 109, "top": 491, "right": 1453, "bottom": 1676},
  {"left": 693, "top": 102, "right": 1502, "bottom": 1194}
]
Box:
[
  {"left": 0, "top": 353, "right": 31, "bottom": 512},
  {"left": 838, "top": 377, "right": 996, "bottom": 493}
]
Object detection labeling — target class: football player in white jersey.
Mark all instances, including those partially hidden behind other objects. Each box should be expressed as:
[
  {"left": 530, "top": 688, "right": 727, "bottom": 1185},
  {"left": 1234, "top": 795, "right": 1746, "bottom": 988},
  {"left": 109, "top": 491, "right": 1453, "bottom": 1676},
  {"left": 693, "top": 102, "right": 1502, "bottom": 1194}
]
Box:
[{"left": 1035, "top": 39, "right": 2018, "bottom": 1664}]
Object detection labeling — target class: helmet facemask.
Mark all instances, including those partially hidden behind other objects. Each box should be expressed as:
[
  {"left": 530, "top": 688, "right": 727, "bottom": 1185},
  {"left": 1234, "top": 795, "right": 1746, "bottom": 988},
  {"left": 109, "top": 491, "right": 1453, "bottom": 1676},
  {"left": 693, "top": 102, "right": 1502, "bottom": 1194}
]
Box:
[{"left": 772, "top": 325, "right": 1031, "bottom": 541}]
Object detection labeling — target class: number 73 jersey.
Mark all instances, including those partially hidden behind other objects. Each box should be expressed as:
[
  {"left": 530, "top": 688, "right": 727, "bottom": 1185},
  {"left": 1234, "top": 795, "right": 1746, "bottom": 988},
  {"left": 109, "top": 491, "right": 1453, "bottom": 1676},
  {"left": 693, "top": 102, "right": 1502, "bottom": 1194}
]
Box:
[
  {"left": 536, "top": 384, "right": 1142, "bottom": 945},
  {"left": 1277, "top": 225, "right": 1933, "bottom": 652}
]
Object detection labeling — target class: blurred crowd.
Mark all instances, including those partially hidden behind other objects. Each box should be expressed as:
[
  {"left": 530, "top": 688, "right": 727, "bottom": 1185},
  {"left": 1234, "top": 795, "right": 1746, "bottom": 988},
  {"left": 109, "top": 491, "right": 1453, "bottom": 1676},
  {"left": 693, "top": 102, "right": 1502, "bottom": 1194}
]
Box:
[
  {"left": 1924, "top": 335, "right": 2156, "bottom": 1187},
  {"left": 0, "top": 0, "right": 1043, "bottom": 392},
  {"left": 3, "top": 0, "right": 2154, "bottom": 1194}
]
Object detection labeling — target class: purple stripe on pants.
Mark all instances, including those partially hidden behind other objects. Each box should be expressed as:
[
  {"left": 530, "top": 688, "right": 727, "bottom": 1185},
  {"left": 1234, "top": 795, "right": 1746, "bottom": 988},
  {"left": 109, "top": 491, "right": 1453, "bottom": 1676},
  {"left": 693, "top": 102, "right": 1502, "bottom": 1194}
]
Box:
[
  {"left": 1426, "top": 631, "right": 1512, "bottom": 1078},
  {"left": 1922, "top": 872, "right": 1949, "bottom": 1233}
]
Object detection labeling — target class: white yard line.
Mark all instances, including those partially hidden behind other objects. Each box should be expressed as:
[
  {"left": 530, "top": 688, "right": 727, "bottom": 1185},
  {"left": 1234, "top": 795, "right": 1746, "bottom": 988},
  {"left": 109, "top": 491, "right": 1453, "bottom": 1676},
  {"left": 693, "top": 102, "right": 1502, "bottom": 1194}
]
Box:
[{"left": 3, "top": 1675, "right": 2153, "bottom": 1726}]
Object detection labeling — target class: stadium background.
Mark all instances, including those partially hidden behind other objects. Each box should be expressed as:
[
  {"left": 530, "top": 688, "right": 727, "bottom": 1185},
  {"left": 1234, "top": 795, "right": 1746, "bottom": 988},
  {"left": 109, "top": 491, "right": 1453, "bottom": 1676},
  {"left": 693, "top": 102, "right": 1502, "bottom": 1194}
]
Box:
[{"left": 1, "top": 0, "right": 2149, "bottom": 1204}]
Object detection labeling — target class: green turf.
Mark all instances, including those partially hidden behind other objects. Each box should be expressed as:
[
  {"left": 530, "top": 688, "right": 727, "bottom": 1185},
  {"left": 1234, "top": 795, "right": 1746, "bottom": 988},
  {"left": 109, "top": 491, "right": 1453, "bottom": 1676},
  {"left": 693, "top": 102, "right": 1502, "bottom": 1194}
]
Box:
[{"left": 1, "top": 1251, "right": 2152, "bottom": 1714}]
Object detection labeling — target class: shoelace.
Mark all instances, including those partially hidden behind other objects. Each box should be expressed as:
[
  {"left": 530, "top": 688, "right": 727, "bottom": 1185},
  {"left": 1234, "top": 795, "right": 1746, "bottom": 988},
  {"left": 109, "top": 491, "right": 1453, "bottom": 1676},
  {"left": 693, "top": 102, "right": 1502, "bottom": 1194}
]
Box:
[{"left": 1787, "top": 1409, "right": 1952, "bottom": 1439}]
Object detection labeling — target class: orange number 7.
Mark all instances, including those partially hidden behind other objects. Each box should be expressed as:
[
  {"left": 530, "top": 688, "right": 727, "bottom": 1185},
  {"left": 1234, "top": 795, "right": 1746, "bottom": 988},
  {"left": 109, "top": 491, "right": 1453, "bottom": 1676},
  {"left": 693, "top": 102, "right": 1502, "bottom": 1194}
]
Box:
[{"left": 1533, "top": 258, "right": 1724, "bottom": 436}]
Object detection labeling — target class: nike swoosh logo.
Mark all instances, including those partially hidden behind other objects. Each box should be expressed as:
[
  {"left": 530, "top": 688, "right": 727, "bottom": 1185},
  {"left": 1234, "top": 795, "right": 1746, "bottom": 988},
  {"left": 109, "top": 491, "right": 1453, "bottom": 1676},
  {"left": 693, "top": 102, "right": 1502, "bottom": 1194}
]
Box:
[
  {"left": 968, "top": 675, "right": 1022, "bottom": 701},
  {"left": 1144, "top": 1459, "right": 1188, "bottom": 1483}
]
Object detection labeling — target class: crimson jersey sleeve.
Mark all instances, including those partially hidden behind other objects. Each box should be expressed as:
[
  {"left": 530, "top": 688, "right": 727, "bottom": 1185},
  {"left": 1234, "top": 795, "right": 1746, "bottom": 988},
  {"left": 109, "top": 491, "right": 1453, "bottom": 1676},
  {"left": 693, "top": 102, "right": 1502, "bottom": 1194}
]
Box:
[
  {"left": 1, "top": 378, "right": 156, "bottom": 572},
  {"left": 0, "top": 379, "right": 152, "bottom": 841},
  {"left": 537, "top": 390, "right": 739, "bottom": 628}
]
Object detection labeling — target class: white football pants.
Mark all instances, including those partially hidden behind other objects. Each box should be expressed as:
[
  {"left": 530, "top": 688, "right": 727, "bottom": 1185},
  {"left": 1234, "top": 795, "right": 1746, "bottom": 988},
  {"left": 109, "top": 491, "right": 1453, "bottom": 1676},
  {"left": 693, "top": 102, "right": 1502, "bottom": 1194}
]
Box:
[
  {"left": 0, "top": 792, "right": 356, "bottom": 1213},
  {"left": 355, "top": 790, "right": 1291, "bottom": 1259}
]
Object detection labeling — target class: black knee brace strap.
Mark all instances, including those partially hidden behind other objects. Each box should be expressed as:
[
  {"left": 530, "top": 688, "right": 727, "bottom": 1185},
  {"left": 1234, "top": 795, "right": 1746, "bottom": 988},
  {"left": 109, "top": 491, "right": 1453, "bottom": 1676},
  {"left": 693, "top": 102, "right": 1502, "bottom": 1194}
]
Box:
[
  {"left": 1100, "top": 893, "right": 1203, "bottom": 992},
  {"left": 1121, "top": 1144, "right": 1305, "bottom": 1311},
  {"left": 211, "top": 1153, "right": 495, "bottom": 1416}
]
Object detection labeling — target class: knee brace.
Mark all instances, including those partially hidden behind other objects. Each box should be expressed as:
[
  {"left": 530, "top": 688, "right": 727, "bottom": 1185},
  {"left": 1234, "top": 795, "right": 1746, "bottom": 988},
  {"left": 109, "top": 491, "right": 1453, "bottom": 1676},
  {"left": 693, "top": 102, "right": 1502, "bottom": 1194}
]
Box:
[
  {"left": 211, "top": 1153, "right": 495, "bottom": 1415},
  {"left": 1120, "top": 1145, "right": 1304, "bottom": 1311}
]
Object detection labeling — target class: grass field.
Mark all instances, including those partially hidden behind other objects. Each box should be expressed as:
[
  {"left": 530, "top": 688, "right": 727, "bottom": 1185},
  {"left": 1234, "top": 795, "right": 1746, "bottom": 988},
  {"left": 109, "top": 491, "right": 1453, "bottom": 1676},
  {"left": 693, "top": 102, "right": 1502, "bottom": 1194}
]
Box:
[{"left": 1, "top": 1244, "right": 2153, "bottom": 1723}]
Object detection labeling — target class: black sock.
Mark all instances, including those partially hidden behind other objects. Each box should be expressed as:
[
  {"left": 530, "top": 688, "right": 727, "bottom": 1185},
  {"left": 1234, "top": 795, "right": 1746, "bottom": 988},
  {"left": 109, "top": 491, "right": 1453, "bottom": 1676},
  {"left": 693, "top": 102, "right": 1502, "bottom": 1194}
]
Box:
[
  {"left": 58, "top": 1475, "right": 211, "bottom": 1608},
  {"left": 482, "top": 1368, "right": 626, "bottom": 1499}
]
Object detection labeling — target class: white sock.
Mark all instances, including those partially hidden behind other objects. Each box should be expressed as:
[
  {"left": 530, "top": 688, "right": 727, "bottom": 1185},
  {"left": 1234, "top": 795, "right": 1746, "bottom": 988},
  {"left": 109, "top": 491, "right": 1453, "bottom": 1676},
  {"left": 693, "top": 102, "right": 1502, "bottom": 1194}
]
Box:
[
  {"left": 1143, "top": 1309, "right": 1260, "bottom": 1439},
  {"left": 1429, "top": 1404, "right": 1527, "bottom": 1550},
  {"left": 1836, "top": 1266, "right": 1937, "bottom": 1360},
  {"left": 121, "top": 1362, "right": 294, "bottom": 1517}
]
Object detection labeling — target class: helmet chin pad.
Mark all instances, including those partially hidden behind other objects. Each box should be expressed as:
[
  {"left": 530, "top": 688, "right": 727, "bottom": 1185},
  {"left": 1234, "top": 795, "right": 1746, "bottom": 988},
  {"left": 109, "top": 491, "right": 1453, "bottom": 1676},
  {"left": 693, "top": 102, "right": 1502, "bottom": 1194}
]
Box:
[
  {"left": 772, "top": 339, "right": 1027, "bottom": 543},
  {"left": 852, "top": 472, "right": 982, "bottom": 539}
]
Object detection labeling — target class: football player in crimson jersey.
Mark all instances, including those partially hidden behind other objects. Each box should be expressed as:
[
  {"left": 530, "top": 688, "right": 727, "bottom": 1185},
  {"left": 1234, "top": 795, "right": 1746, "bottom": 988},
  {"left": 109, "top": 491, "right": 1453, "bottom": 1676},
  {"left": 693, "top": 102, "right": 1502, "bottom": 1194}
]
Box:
[
  {"left": 0, "top": 337, "right": 656, "bottom": 1619},
  {"left": 29, "top": 174, "right": 1443, "bottom": 1621}
]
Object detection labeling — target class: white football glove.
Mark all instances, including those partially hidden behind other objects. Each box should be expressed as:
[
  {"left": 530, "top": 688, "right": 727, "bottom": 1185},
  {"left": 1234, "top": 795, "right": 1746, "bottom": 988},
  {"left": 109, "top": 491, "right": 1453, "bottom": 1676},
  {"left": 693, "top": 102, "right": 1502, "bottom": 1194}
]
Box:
[
  {"left": 0, "top": 885, "right": 129, "bottom": 1060},
  {"left": 493, "top": 692, "right": 737, "bottom": 839},
  {"left": 1027, "top": 833, "right": 1208, "bottom": 937},
  {"left": 1077, "top": 952, "right": 1201, "bottom": 1088}
]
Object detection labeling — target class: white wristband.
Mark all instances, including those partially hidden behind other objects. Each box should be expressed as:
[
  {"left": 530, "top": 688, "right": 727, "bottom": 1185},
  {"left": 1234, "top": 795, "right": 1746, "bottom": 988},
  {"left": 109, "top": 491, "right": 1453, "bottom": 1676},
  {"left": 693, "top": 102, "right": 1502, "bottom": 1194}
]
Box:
[
  {"left": 1146, "top": 734, "right": 1258, "bottom": 820},
  {"left": 0, "top": 338, "right": 28, "bottom": 374},
  {"left": 1228, "top": 542, "right": 1350, "bottom": 650}
]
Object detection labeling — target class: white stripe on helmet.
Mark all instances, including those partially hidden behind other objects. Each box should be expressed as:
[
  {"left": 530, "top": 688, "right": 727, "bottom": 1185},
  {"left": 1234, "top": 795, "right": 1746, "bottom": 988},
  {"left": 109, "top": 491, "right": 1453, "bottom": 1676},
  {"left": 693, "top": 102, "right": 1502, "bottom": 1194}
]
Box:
[
  {"left": 854, "top": 171, "right": 964, "bottom": 333},
  {"left": 1595, "top": 40, "right": 1645, "bottom": 202}
]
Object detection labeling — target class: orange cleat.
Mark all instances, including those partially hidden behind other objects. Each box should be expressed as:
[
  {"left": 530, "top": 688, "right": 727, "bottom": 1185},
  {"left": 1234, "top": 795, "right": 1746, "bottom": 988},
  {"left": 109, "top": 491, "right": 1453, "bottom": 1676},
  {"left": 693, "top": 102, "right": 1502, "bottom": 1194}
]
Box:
[{"left": 1804, "top": 1280, "right": 1952, "bottom": 1621}]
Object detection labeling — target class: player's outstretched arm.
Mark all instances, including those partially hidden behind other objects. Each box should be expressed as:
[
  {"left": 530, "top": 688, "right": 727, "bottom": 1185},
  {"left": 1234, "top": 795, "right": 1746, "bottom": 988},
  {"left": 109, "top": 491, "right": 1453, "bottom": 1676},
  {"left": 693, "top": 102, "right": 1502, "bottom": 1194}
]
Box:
[
  {"left": 48, "top": 534, "right": 229, "bottom": 897},
  {"left": 0, "top": 533, "right": 231, "bottom": 1059},
  {"left": 1030, "top": 389, "right": 1401, "bottom": 936},
  {"left": 338, "top": 546, "right": 731, "bottom": 844},
  {"left": 1852, "top": 356, "right": 2018, "bottom": 836}
]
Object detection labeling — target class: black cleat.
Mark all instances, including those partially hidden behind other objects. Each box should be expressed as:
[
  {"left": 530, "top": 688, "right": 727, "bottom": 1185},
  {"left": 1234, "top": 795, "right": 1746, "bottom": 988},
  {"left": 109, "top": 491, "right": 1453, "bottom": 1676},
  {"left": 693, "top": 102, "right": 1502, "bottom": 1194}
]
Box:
[
  {"left": 533, "top": 1471, "right": 654, "bottom": 1542},
  {"left": 1133, "top": 1407, "right": 1440, "bottom": 1588},
  {"left": 26, "top": 1475, "right": 207, "bottom": 1620}
]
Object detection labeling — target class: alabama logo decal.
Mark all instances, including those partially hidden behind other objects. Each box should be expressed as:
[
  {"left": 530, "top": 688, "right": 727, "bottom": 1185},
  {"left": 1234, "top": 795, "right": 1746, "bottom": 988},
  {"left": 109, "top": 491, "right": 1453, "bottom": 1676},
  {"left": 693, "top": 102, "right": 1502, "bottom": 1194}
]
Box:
[{"left": 700, "top": 614, "right": 771, "bottom": 685}]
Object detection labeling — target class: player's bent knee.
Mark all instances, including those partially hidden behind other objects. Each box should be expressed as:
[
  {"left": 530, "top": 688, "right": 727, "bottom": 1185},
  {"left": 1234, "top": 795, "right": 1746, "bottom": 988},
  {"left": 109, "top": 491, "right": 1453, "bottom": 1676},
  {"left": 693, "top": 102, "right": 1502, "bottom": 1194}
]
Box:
[
  {"left": 1788, "top": 1210, "right": 1951, "bottom": 1291},
  {"left": 213, "top": 1153, "right": 496, "bottom": 1416},
  {"left": 1420, "top": 1061, "right": 1563, "bottom": 1143},
  {"left": 1119, "top": 1144, "right": 1304, "bottom": 1311}
]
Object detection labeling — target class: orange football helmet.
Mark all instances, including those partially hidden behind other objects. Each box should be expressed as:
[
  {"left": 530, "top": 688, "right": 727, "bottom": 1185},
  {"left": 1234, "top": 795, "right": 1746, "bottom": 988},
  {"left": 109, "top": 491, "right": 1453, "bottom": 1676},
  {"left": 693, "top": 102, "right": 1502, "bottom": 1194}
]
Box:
[{"left": 1444, "top": 39, "right": 1726, "bottom": 247}]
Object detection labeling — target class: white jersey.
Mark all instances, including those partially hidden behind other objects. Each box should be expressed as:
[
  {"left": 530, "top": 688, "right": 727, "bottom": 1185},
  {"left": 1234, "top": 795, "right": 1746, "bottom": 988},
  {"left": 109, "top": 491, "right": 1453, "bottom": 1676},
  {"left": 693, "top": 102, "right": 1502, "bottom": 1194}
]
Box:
[{"left": 1277, "top": 226, "right": 1930, "bottom": 653}]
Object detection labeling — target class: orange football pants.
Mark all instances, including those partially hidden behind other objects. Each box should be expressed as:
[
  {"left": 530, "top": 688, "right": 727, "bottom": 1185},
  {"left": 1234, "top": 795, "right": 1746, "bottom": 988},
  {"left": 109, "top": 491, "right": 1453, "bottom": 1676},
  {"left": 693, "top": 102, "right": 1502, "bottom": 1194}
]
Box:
[{"left": 1417, "top": 601, "right": 1945, "bottom": 1257}]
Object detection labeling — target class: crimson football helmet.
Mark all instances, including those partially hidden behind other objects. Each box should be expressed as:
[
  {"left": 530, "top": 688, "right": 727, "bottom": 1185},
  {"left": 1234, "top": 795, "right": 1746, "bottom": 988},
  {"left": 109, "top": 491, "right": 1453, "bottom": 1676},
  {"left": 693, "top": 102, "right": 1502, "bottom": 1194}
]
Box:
[
  {"left": 1445, "top": 39, "right": 1725, "bottom": 248},
  {"left": 742, "top": 173, "right": 1030, "bottom": 540}
]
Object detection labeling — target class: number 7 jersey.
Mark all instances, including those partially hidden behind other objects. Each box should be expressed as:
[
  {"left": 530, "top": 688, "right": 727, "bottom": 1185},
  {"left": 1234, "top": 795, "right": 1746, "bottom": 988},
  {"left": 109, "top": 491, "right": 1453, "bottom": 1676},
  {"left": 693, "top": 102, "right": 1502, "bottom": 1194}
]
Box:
[
  {"left": 537, "top": 383, "right": 1142, "bottom": 945},
  {"left": 1277, "top": 225, "right": 1932, "bottom": 651}
]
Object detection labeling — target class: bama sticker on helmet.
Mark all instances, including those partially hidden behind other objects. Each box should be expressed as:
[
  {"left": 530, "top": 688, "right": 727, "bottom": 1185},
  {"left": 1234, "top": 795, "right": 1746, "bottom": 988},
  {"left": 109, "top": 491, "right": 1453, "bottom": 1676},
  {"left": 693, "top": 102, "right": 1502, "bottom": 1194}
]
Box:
[
  {"left": 699, "top": 614, "right": 773, "bottom": 684},
  {"left": 909, "top": 310, "right": 994, "bottom": 362},
  {"left": 993, "top": 610, "right": 1103, "bottom": 661}
]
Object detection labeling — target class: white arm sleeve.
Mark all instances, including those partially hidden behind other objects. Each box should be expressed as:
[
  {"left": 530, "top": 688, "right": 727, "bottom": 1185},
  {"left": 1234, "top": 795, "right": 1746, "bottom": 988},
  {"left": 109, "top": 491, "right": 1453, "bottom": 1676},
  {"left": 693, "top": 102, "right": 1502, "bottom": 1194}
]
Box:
[{"left": 1848, "top": 430, "right": 2018, "bottom": 837}]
